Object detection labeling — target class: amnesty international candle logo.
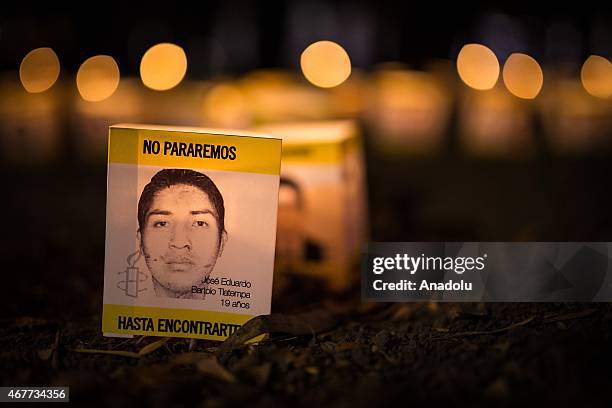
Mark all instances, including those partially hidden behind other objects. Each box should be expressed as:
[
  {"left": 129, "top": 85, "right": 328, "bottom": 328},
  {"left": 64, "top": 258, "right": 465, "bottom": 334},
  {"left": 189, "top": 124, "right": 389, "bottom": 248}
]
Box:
[
  {"left": 117, "top": 250, "right": 147, "bottom": 297},
  {"left": 103, "top": 124, "right": 281, "bottom": 341}
]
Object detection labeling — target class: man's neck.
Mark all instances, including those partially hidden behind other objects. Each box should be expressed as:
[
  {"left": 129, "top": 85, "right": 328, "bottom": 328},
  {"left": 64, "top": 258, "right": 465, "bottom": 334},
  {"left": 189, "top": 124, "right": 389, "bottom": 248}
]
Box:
[{"left": 152, "top": 278, "right": 206, "bottom": 299}]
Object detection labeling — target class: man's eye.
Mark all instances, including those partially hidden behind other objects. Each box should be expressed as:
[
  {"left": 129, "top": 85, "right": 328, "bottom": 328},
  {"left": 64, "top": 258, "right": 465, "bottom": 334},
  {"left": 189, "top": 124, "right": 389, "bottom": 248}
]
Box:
[
  {"left": 153, "top": 221, "right": 168, "bottom": 228},
  {"left": 194, "top": 220, "right": 209, "bottom": 227}
]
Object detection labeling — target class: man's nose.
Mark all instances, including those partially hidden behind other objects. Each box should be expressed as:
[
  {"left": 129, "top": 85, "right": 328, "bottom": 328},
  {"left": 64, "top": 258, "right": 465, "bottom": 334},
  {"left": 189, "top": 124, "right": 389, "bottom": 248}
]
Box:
[{"left": 169, "top": 225, "right": 191, "bottom": 249}]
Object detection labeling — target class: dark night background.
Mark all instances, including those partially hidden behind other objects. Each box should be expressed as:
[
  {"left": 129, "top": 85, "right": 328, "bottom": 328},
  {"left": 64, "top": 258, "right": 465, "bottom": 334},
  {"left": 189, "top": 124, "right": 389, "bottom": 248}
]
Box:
[{"left": 1, "top": 1, "right": 612, "bottom": 406}]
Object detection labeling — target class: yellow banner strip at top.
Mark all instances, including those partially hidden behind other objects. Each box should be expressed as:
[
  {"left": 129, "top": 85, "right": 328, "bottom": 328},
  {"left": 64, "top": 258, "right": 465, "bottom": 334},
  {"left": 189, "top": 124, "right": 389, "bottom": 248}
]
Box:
[
  {"left": 108, "top": 127, "right": 282, "bottom": 175},
  {"left": 281, "top": 135, "right": 361, "bottom": 165},
  {"left": 102, "top": 303, "right": 258, "bottom": 341}
]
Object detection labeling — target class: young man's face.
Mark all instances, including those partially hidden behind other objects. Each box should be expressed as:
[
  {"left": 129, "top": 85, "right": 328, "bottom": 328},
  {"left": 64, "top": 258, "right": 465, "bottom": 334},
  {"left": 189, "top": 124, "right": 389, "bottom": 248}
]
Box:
[{"left": 140, "top": 184, "right": 225, "bottom": 296}]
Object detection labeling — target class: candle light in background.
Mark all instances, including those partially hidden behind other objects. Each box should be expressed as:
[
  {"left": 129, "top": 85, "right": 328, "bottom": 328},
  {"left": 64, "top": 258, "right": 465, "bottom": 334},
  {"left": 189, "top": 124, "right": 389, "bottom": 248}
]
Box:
[
  {"left": 456, "top": 43, "right": 500, "bottom": 91},
  {"left": 72, "top": 78, "right": 144, "bottom": 162},
  {"left": 201, "top": 82, "right": 252, "bottom": 129},
  {"left": 327, "top": 68, "right": 370, "bottom": 118},
  {"left": 581, "top": 55, "right": 612, "bottom": 99},
  {"left": 76, "top": 55, "right": 120, "bottom": 102},
  {"left": 140, "top": 43, "right": 187, "bottom": 91},
  {"left": 71, "top": 55, "right": 125, "bottom": 162},
  {"left": 1, "top": 47, "right": 64, "bottom": 166},
  {"left": 502, "top": 53, "right": 544, "bottom": 100},
  {"left": 458, "top": 84, "right": 535, "bottom": 158},
  {"left": 19, "top": 47, "right": 60, "bottom": 94},
  {"left": 255, "top": 120, "right": 367, "bottom": 291},
  {"left": 456, "top": 44, "right": 535, "bottom": 157},
  {"left": 365, "top": 65, "right": 451, "bottom": 155},
  {"left": 300, "top": 40, "right": 352, "bottom": 88},
  {"left": 539, "top": 75, "right": 612, "bottom": 154},
  {"left": 140, "top": 80, "right": 211, "bottom": 127},
  {"left": 241, "top": 70, "right": 330, "bottom": 123},
  {"left": 0, "top": 75, "right": 62, "bottom": 166}
]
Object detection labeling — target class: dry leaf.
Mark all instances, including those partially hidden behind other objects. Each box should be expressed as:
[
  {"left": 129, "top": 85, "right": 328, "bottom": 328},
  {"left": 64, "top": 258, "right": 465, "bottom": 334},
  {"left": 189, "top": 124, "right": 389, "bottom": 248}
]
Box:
[
  {"left": 196, "top": 356, "right": 236, "bottom": 383},
  {"left": 217, "top": 310, "right": 337, "bottom": 355},
  {"left": 138, "top": 338, "right": 169, "bottom": 357}
]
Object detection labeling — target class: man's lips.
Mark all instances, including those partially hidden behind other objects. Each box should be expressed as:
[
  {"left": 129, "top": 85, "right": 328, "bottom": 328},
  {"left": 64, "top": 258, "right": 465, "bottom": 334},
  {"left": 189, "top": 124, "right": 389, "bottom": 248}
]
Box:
[{"left": 164, "top": 259, "right": 195, "bottom": 271}]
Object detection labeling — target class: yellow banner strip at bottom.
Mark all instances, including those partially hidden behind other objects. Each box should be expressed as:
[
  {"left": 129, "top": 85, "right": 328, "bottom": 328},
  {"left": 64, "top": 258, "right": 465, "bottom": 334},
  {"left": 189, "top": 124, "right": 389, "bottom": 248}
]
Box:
[{"left": 102, "top": 304, "right": 259, "bottom": 341}]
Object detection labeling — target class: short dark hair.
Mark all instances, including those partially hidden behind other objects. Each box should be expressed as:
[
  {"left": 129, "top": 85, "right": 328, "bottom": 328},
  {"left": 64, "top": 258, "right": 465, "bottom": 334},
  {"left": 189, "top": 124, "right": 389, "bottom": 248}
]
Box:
[
  {"left": 138, "top": 169, "right": 226, "bottom": 241},
  {"left": 279, "top": 176, "right": 304, "bottom": 208}
]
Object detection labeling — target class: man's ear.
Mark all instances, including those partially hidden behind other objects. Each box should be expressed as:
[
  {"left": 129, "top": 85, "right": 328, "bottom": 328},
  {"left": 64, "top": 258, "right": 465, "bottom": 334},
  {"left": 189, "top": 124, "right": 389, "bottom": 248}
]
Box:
[{"left": 218, "top": 231, "right": 228, "bottom": 257}]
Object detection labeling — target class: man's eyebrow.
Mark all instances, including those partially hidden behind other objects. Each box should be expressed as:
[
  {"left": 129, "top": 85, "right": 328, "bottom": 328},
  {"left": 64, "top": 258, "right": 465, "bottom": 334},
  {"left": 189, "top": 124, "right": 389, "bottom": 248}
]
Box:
[
  {"left": 146, "top": 210, "right": 172, "bottom": 219},
  {"left": 191, "top": 210, "right": 215, "bottom": 216}
]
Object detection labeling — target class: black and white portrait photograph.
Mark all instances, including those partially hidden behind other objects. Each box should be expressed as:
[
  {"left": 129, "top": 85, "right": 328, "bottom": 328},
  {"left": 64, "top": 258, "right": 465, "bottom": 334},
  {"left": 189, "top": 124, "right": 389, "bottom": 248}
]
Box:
[{"left": 137, "top": 168, "right": 228, "bottom": 299}]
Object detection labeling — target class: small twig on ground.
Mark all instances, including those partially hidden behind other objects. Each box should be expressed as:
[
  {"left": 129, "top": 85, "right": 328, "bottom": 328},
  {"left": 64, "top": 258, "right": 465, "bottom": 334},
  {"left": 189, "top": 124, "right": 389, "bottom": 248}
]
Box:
[
  {"left": 163, "top": 343, "right": 174, "bottom": 355},
  {"left": 542, "top": 308, "right": 597, "bottom": 324},
  {"left": 451, "top": 316, "right": 535, "bottom": 337},
  {"left": 73, "top": 348, "right": 141, "bottom": 358},
  {"left": 73, "top": 337, "right": 170, "bottom": 359},
  {"left": 135, "top": 336, "right": 148, "bottom": 345}
]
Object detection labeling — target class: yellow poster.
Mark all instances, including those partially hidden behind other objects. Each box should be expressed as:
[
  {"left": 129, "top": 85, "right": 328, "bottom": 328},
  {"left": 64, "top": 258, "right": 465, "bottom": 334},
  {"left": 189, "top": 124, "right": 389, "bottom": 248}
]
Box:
[{"left": 103, "top": 124, "right": 281, "bottom": 340}]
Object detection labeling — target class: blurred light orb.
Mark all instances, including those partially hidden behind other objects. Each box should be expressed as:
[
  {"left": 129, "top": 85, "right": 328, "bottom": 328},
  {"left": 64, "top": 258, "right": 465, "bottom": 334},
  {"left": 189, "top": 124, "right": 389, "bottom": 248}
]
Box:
[
  {"left": 456, "top": 43, "right": 500, "bottom": 90},
  {"left": 140, "top": 43, "right": 187, "bottom": 91},
  {"left": 502, "top": 53, "right": 544, "bottom": 99},
  {"left": 19, "top": 47, "right": 60, "bottom": 93},
  {"left": 300, "top": 41, "right": 351, "bottom": 88},
  {"left": 76, "top": 55, "right": 120, "bottom": 102},
  {"left": 202, "top": 83, "right": 250, "bottom": 128},
  {"left": 581, "top": 55, "right": 612, "bottom": 99}
]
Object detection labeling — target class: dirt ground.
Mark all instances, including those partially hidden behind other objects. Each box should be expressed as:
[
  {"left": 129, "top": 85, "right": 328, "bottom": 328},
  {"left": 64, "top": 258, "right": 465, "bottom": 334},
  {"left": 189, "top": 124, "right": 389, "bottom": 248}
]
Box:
[
  {"left": 3, "top": 155, "right": 612, "bottom": 407},
  {"left": 2, "top": 300, "right": 611, "bottom": 407}
]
